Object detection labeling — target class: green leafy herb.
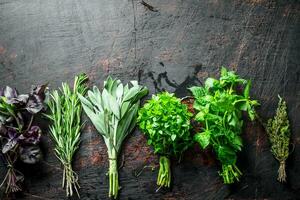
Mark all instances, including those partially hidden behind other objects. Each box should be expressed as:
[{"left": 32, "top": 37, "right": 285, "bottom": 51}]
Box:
[
  {"left": 138, "top": 92, "right": 192, "bottom": 188},
  {"left": 78, "top": 77, "right": 148, "bottom": 199},
  {"left": 266, "top": 95, "right": 291, "bottom": 182},
  {"left": 45, "top": 74, "right": 88, "bottom": 197},
  {"left": 190, "top": 67, "right": 259, "bottom": 184}
]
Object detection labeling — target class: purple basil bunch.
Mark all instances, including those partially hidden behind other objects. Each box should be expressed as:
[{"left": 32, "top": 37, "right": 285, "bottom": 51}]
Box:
[{"left": 0, "top": 84, "right": 47, "bottom": 194}]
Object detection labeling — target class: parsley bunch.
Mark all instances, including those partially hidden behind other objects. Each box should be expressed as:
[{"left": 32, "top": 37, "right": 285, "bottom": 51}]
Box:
[
  {"left": 138, "top": 92, "right": 192, "bottom": 188},
  {"left": 266, "top": 95, "right": 291, "bottom": 182},
  {"left": 190, "top": 67, "right": 259, "bottom": 184}
]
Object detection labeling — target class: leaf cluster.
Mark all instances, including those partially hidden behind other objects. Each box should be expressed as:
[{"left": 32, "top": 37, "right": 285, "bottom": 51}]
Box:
[
  {"left": 0, "top": 84, "right": 47, "bottom": 161},
  {"left": 0, "top": 84, "right": 47, "bottom": 193},
  {"left": 79, "top": 77, "right": 148, "bottom": 157},
  {"left": 138, "top": 92, "right": 192, "bottom": 158},
  {"left": 190, "top": 67, "right": 259, "bottom": 182}
]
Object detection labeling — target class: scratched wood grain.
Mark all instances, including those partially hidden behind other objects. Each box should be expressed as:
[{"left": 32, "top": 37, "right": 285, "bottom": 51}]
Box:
[{"left": 0, "top": 0, "right": 300, "bottom": 199}]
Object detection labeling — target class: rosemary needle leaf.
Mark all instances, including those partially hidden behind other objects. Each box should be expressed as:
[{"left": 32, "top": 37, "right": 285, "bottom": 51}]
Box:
[{"left": 45, "top": 73, "right": 88, "bottom": 198}]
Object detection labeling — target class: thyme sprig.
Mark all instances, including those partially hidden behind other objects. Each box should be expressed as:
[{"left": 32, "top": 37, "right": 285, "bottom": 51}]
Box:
[{"left": 266, "top": 95, "right": 291, "bottom": 183}]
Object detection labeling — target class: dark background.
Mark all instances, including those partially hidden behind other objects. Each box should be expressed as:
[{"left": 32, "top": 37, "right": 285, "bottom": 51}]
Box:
[{"left": 1, "top": 0, "right": 300, "bottom": 199}]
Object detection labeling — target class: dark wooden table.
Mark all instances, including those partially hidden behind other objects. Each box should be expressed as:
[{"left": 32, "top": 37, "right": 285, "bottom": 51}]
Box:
[{"left": 1, "top": 0, "right": 300, "bottom": 199}]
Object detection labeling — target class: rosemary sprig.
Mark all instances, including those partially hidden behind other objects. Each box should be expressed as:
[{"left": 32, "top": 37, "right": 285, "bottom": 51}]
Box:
[
  {"left": 266, "top": 95, "right": 291, "bottom": 183},
  {"left": 45, "top": 74, "right": 88, "bottom": 197}
]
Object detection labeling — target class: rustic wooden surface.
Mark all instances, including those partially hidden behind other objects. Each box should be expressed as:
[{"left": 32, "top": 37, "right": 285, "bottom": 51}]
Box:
[{"left": 1, "top": 0, "right": 300, "bottom": 199}]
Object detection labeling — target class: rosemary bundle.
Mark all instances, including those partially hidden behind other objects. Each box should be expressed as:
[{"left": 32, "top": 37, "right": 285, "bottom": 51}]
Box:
[
  {"left": 266, "top": 95, "right": 291, "bottom": 183},
  {"left": 45, "top": 74, "right": 88, "bottom": 197}
]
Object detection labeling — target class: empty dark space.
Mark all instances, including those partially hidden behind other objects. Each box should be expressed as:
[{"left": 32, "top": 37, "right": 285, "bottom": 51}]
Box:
[{"left": 0, "top": 0, "right": 300, "bottom": 199}]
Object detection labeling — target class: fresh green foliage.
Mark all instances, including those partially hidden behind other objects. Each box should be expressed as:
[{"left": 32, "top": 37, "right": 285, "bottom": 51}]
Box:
[
  {"left": 78, "top": 77, "right": 148, "bottom": 199},
  {"left": 138, "top": 92, "right": 192, "bottom": 188},
  {"left": 45, "top": 74, "right": 88, "bottom": 197},
  {"left": 190, "top": 67, "right": 259, "bottom": 184},
  {"left": 266, "top": 95, "right": 290, "bottom": 182}
]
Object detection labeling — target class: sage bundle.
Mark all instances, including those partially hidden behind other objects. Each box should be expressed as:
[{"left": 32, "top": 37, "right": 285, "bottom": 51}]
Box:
[
  {"left": 45, "top": 74, "right": 88, "bottom": 197},
  {"left": 266, "top": 95, "right": 291, "bottom": 182},
  {"left": 78, "top": 77, "right": 148, "bottom": 199}
]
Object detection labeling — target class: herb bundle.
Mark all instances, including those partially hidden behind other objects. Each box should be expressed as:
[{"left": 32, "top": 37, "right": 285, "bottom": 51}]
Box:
[
  {"left": 45, "top": 74, "right": 88, "bottom": 197},
  {"left": 138, "top": 92, "right": 192, "bottom": 188},
  {"left": 0, "top": 84, "right": 47, "bottom": 193},
  {"left": 190, "top": 67, "right": 259, "bottom": 184},
  {"left": 266, "top": 95, "right": 291, "bottom": 182},
  {"left": 78, "top": 77, "right": 148, "bottom": 199}
]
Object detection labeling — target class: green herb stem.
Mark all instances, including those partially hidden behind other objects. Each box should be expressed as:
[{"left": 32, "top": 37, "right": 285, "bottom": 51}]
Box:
[
  {"left": 157, "top": 156, "right": 171, "bottom": 188},
  {"left": 220, "top": 164, "right": 242, "bottom": 184},
  {"left": 109, "top": 157, "right": 119, "bottom": 199},
  {"left": 63, "top": 162, "right": 80, "bottom": 197}
]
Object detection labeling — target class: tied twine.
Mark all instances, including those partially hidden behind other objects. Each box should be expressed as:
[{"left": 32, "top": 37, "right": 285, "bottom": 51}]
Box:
[{"left": 277, "top": 160, "right": 287, "bottom": 183}]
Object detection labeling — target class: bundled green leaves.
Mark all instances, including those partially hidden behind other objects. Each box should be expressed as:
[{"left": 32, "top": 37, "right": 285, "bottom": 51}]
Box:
[
  {"left": 138, "top": 92, "right": 192, "bottom": 188},
  {"left": 190, "top": 67, "right": 259, "bottom": 184},
  {"left": 266, "top": 95, "right": 291, "bottom": 182},
  {"left": 78, "top": 77, "right": 148, "bottom": 199},
  {"left": 45, "top": 74, "right": 88, "bottom": 197}
]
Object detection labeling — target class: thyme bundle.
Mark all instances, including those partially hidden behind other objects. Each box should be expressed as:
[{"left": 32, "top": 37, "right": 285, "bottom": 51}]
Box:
[{"left": 266, "top": 95, "right": 291, "bottom": 182}]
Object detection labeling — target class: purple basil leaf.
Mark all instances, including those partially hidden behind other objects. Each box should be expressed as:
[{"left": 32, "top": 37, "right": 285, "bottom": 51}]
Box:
[
  {"left": 26, "top": 94, "right": 46, "bottom": 114},
  {"left": 11, "top": 94, "right": 29, "bottom": 105},
  {"left": 19, "top": 145, "right": 42, "bottom": 164},
  {"left": 17, "top": 94, "right": 29, "bottom": 103},
  {"left": 2, "top": 138, "right": 17, "bottom": 153},
  {"left": 25, "top": 84, "right": 48, "bottom": 114},
  {"left": 30, "top": 84, "right": 48, "bottom": 101},
  {"left": 3, "top": 86, "right": 18, "bottom": 100},
  {"left": 19, "top": 126, "right": 41, "bottom": 145},
  {"left": 16, "top": 112, "right": 24, "bottom": 128},
  {"left": 8, "top": 128, "right": 18, "bottom": 139},
  {"left": 25, "top": 97, "right": 44, "bottom": 114}
]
